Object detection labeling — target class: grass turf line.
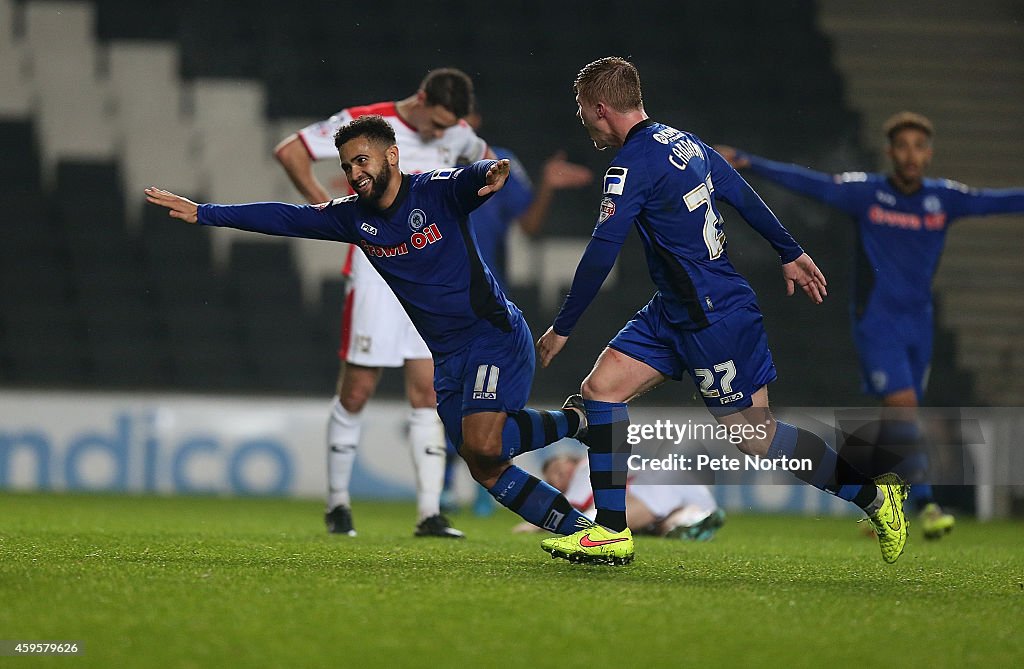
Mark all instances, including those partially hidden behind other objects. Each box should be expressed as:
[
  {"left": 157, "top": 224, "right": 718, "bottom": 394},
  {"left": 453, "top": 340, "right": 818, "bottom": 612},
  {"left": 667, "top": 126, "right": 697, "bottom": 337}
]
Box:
[{"left": 1, "top": 493, "right": 1021, "bottom": 668}]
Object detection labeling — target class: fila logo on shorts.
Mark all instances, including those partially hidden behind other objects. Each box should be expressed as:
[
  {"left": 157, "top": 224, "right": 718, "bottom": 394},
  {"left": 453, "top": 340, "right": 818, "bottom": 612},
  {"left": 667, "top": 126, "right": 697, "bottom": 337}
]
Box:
[{"left": 472, "top": 364, "right": 499, "bottom": 400}]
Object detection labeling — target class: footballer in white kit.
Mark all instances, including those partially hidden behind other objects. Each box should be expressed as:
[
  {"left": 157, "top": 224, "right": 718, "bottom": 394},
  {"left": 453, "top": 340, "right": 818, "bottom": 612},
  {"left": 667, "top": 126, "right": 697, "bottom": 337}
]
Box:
[{"left": 296, "top": 101, "right": 488, "bottom": 366}]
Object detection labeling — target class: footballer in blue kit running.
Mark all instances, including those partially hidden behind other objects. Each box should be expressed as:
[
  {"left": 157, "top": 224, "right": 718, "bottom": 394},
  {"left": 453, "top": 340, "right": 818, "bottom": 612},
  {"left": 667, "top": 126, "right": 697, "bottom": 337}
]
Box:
[
  {"left": 536, "top": 57, "right": 910, "bottom": 564},
  {"left": 444, "top": 117, "right": 594, "bottom": 516},
  {"left": 145, "top": 115, "right": 606, "bottom": 560},
  {"left": 717, "top": 111, "right": 1024, "bottom": 538}
]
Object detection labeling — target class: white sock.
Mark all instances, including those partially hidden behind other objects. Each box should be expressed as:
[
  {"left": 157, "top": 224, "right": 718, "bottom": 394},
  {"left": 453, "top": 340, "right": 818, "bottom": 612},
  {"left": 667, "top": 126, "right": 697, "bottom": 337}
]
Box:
[
  {"left": 326, "top": 396, "right": 361, "bottom": 511},
  {"left": 409, "top": 407, "right": 446, "bottom": 520}
]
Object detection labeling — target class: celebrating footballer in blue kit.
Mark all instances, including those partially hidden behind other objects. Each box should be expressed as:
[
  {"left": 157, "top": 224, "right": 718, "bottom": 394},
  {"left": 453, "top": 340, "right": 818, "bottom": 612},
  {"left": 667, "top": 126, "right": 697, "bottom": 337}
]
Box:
[
  {"left": 717, "top": 111, "right": 1024, "bottom": 539},
  {"left": 536, "top": 56, "right": 911, "bottom": 564},
  {"left": 145, "top": 115, "right": 600, "bottom": 560}
]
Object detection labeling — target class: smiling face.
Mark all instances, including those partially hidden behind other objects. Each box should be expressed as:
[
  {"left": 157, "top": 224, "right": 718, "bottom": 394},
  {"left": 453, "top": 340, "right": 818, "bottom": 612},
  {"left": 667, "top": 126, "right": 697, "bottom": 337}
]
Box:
[
  {"left": 338, "top": 136, "right": 399, "bottom": 207},
  {"left": 887, "top": 127, "right": 933, "bottom": 189}
]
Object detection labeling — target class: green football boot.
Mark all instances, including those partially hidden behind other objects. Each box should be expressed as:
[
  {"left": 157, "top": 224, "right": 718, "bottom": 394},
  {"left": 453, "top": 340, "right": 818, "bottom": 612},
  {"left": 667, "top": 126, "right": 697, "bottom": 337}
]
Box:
[
  {"left": 541, "top": 524, "right": 635, "bottom": 566},
  {"left": 920, "top": 502, "right": 955, "bottom": 540},
  {"left": 862, "top": 473, "right": 910, "bottom": 564}
]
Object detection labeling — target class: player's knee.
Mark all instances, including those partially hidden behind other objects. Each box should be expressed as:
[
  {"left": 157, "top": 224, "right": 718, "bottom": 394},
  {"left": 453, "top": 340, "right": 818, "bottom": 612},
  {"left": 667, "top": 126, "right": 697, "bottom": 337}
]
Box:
[
  {"left": 339, "top": 387, "right": 373, "bottom": 413},
  {"left": 580, "top": 375, "right": 615, "bottom": 401},
  {"left": 733, "top": 421, "right": 774, "bottom": 456},
  {"left": 735, "top": 438, "right": 769, "bottom": 457},
  {"left": 460, "top": 446, "right": 505, "bottom": 488},
  {"left": 406, "top": 384, "right": 436, "bottom": 409},
  {"left": 460, "top": 437, "right": 502, "bottom": 463},
  {"left": 339, "top": 369, "right": 380, "bottom": 412}
]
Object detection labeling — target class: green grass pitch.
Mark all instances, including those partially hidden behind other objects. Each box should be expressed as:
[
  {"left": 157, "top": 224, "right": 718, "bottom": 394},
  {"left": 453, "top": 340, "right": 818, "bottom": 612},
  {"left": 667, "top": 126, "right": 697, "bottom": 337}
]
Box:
[{"left": 1, "top": 493, "right": 1021, "bottom": 668}]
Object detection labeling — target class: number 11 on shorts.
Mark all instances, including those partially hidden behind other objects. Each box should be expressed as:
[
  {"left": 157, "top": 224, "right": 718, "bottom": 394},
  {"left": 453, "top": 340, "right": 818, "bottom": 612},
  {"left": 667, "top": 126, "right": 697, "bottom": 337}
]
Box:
[{"left": 473, "top": 365, "right": 499, "bottom": 400}]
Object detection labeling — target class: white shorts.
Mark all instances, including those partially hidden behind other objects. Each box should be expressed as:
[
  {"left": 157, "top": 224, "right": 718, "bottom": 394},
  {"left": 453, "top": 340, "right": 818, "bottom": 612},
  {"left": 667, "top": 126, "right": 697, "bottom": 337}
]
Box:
[{"left": 338, "top": 252, "right": 431, "bottom": 367}]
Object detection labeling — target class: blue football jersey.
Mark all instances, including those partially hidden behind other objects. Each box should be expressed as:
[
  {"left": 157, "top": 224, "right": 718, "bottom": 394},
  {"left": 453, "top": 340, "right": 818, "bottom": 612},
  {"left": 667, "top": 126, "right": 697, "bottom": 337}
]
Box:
[
  {"left": 198, "top": 161, "right": 517, "bottom": 356},
  {"left": 555, "top": 120, "right": 802, "bottom": 334},
  {"left": 467, "top": 147, "right": 534, "bottom": 288},
  {"left": 747, "top": 156, "right": 1024, "bottom": 319}
]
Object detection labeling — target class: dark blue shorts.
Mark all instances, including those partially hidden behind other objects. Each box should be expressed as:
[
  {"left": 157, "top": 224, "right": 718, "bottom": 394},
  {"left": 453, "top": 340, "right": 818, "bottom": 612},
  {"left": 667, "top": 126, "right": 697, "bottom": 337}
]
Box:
[
  {"left": 433, "top": 314, "right": 535, "bottom": 449},
  {"left": 853, "top": 310, "right": 932, "bottom": 400},
  {"left": 609, "top": 296, "right": 776, "bottom": 413}
]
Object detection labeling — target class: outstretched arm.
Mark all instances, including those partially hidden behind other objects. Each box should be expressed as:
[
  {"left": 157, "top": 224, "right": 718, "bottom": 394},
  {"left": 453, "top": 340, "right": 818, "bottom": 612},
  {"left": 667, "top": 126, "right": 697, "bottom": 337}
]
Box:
[
  {"left": 477, "top": 159, "right": 511, "bottom": 197},
  {"left": 537, "top": 237, "right": 622, "bottom": 367},
  {"left": 448, "top": 159, "right": 511, "bottom": 214},
  {"left": 144, "top": 187, "right": 354, "bottom": 242},
  {"left": 714, "top": 144, "right": 851, "bottom": 210},
  {"left": 943, "top": 181, "right": 1024, "bottom": 219},
  {"left": 715, "top": 145, "right": 751, "bottom": 170},
  {"left": 144, "top": 187, "right": 199, "bottom": 222}
]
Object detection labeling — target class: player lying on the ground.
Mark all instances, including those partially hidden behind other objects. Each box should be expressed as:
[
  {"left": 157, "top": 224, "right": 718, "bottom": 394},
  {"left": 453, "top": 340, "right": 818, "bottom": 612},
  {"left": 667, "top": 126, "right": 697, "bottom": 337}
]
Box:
[
  {"left": 146, "top": 114, "right": 631, "bottom": 564},
  {"left": 513, "top": 454, "right": 726, "bottom": 541}
]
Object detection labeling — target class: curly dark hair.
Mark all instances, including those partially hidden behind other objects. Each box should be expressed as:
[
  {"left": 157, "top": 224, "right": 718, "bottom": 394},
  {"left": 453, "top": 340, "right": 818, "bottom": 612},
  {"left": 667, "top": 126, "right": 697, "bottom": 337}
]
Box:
[{"left": 334, "top": 115, "right": 397, "bottom": 149}]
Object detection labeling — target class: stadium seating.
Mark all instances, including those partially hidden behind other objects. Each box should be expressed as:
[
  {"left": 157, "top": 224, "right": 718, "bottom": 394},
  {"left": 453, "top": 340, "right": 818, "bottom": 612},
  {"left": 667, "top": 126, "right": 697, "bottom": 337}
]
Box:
[{"left": 1, "top": 0, "right": 993, "bottom": 405}]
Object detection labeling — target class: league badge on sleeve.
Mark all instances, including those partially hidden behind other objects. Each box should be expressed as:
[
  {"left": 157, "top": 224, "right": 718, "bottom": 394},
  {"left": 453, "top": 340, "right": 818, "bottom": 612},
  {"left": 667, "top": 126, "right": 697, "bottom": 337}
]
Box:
[
  {"left": 603, "top": 167, "right": 629, "bottom": 195},
  {"left": 598, "top": 197, "right": 616, "bottom": 225}
]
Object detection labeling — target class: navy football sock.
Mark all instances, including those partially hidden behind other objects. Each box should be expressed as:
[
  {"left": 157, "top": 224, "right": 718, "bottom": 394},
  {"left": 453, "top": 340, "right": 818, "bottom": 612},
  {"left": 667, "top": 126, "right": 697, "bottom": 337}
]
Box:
[
  {"left": 487, "top": 465, "right": 590, "bottom": 534},
  {"left": 582, "top": 399, "right": 630, "bottom": 532},
  {"left": 874, "top": 419, "right": 933, "bottom": 509},
  {"left": 768, "top": 421, "right": 879, "bottom": 511},
  {"left": 499, "top": 408, "right": 579, "bottom": 460}
]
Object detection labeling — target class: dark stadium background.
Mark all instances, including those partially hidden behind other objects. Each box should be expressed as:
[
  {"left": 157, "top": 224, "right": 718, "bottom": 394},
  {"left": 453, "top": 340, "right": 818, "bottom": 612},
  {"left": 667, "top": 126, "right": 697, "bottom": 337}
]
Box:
[{"left": 4, "top": 0, "right": 1020, "bottom": 412}]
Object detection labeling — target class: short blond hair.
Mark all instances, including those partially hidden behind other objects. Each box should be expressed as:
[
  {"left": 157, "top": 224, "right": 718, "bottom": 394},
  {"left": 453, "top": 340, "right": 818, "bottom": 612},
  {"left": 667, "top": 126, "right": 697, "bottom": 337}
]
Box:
[
  {"left": 883, "top": 111, "right": 933, "bottom": 143},
  {"left": 574, "top": 56, "right": 643, "bottom": 113}
]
